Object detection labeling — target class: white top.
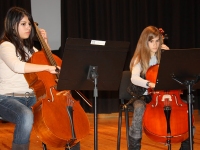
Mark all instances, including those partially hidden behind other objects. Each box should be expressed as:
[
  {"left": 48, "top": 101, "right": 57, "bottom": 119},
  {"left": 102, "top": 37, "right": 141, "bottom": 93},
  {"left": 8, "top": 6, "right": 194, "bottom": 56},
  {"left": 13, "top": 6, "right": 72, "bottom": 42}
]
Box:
[
  {"left": 0, "top": 41, "right": 37, "bottom": 94},
  {"left": 131, "top": 55, "right": 157, "bottom": 95}
]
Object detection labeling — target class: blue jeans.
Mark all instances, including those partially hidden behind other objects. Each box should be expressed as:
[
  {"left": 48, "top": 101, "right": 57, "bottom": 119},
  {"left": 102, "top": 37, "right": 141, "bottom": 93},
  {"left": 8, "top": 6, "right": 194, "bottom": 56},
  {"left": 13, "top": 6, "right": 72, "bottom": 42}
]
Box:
[{"left": 0, "top": 95, "right": 36, "bottom": 144}]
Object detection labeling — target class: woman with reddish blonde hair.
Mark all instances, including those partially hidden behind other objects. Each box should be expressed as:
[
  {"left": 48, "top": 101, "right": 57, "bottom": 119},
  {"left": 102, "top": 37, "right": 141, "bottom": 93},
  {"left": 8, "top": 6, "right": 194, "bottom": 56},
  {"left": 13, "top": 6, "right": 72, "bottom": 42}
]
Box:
[{"left": 128, "top": 26, "right": 192, "bottom": 150}]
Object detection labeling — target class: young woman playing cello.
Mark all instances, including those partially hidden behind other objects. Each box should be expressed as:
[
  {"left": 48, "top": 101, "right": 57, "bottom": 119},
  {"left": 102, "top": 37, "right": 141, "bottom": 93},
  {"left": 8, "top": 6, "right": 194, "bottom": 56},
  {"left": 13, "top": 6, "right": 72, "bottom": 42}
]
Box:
[
  {"left": 0, "top": 7, "right": 81, "bottom": 150},
  {"left": 128, "top": 26, "right": 193, "bottom": 150}
]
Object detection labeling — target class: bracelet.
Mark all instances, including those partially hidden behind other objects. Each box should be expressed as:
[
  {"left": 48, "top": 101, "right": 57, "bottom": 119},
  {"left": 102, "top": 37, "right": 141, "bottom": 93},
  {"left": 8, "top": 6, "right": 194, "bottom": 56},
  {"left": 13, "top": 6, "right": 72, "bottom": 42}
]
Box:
[{"left": 146, "top": 82, "right": 150, "bottom": 87}]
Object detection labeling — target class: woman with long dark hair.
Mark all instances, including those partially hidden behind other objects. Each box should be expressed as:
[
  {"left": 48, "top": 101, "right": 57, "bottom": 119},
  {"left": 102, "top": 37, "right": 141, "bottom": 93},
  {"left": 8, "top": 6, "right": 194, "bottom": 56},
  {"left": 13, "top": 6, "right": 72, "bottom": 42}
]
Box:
[{"left": 0, "top": 7, "right": 58, "bottom": 150}]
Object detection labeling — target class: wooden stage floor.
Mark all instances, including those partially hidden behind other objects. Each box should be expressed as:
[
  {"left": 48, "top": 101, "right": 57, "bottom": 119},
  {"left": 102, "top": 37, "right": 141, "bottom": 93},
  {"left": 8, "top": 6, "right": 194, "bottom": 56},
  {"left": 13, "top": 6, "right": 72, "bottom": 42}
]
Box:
[{"left": 0, "top": 111, "right": 199, "bottom": 150}]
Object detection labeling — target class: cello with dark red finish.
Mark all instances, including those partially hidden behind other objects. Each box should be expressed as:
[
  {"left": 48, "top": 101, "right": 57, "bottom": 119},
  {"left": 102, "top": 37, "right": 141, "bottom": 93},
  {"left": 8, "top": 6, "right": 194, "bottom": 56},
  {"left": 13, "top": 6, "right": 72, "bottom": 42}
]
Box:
[
  {"left": 24, "top": 23, "right": 90, "bottom": 148},
  {"left": 142, "top": 29, "right": 194, "bottom": 148},
  {"left": 143, "top": 65, "right": 191, "bottom": 146}
]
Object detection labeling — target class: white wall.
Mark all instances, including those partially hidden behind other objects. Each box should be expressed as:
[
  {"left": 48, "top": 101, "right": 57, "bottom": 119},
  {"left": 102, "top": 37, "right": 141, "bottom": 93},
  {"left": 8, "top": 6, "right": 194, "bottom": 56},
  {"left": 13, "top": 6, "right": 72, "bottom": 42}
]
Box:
[{"left": 31, "top": 0, "right": 61, "bottom": 50}]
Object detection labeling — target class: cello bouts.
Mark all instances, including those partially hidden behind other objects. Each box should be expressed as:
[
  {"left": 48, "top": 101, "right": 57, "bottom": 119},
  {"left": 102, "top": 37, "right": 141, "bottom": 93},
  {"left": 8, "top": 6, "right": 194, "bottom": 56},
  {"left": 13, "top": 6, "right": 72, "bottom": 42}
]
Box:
[
  {"left": 24, "top": 22, "right": 90, "bottom": 148},
  {"left": 143, "top": 64, "right": 191, "bottom": 145}
]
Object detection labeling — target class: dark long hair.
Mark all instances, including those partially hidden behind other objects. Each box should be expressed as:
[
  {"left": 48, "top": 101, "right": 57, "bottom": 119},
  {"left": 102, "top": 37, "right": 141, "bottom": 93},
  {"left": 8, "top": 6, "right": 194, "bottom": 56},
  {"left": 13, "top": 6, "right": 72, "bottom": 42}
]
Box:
[{"left": 0, "top": 7, "right": 36, "bottom": 61}]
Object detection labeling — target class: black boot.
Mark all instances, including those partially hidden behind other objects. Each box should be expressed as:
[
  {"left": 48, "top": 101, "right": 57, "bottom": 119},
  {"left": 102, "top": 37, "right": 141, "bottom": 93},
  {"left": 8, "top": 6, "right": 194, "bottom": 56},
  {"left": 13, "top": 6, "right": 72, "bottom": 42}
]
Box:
[
  {"left": 129, "top": 136, "right": 141, "bottom": 150},
  {"left": 66, "top": 142, "right": 80, "bottom": 150},
  {"left": 179, "top": 138, "right": 193, "bottom": 150}
]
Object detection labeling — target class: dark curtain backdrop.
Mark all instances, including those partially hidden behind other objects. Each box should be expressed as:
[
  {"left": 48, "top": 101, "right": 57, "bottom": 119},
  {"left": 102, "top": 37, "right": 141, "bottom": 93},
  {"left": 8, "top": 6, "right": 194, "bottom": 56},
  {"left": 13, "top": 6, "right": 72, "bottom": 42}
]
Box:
[
  {"left": 60, "top": 0, "right": 200, "bottom": 113},
  {"left": 1, "top": 1, "right": 200, "bottom": 113}
]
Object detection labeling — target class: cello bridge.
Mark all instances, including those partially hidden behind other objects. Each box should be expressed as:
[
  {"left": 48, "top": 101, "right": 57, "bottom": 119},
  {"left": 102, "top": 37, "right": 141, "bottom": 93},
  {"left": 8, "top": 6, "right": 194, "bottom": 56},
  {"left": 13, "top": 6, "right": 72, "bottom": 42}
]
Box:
[{"left": 161, "top": 94, "right": 172, "bottom": 102}]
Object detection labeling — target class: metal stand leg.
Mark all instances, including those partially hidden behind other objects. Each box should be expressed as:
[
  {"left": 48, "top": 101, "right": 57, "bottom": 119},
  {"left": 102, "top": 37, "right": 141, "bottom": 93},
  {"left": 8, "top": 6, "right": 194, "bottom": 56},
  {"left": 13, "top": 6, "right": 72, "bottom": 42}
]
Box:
[
  {"left": 168, "top": 143, "right": 171, "bottom": 150},
  {"left": 187, "top": 84, "right": 194, "bottom": 150},
  {"left": 117, "top": 104, "right": 130, "bottom": 150},
  {"left": 125, "top": 106, "right": 130, "bottom": 150},
  {"left": 94, "top": 90, "right": 98, "bottom": 150},
  {"left": 42, "top": 143, "right": 47, "bottom": 150},
  {"left": 172, "top": 75, "right": 199, "bottom": 150},
  {"left": 117, "top": 105, "right": 123, "bottom": 150}
]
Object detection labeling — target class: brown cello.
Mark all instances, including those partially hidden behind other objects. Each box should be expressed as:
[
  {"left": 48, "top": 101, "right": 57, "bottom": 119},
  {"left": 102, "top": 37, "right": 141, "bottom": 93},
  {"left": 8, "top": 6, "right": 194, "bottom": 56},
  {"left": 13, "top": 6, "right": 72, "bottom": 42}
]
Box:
[
  {"left": 24, "top": 23, "right": 90, "bottom": 148},
  {"left": 143, "top": 64, "right": 193, "bottom": 145}
]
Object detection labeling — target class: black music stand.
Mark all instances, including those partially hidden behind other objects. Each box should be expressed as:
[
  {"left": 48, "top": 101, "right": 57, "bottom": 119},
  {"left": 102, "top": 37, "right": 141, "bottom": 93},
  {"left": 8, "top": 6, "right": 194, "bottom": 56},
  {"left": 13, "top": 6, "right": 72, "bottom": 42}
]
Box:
[
  {"left": 155, "top": 48, "right": 200, "bottom": 150},
  {"left": 57, "top": 38, "right": 129, "bottom": 150}
]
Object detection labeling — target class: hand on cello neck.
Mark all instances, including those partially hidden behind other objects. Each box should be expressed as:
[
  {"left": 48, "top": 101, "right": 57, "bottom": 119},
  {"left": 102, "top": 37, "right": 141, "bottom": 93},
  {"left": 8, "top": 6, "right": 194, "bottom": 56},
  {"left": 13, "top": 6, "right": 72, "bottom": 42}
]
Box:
[
  {"left": 46, "top": 65, "right": 60, "bottom": 74},
  {"left": 147, "top": 81, "right": 155, "bottom": 89}
]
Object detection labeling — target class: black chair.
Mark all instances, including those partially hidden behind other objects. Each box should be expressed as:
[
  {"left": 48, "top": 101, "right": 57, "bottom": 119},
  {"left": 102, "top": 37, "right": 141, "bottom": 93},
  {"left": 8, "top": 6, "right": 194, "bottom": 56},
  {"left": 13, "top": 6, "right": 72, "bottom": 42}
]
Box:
[{"left": 117, "top": 71, "right": 134, "bottom": 150}]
